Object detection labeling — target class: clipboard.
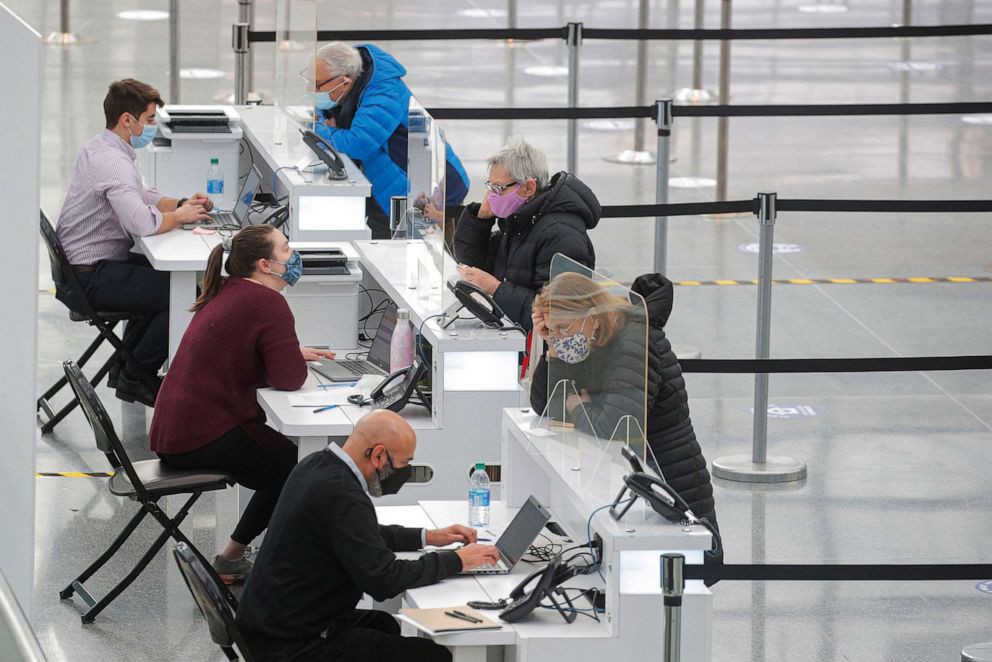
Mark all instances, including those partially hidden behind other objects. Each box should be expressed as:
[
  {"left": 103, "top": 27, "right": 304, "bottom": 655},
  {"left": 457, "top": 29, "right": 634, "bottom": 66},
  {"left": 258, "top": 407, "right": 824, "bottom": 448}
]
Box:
[{"left": 398, "top": 606, "right": 503, "bottom": 635}]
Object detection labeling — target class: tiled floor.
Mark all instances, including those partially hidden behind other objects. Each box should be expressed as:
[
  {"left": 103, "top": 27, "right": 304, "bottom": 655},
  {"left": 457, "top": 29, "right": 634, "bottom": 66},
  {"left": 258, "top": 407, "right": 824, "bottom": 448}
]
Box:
[{"left": 21, "top": 0, "right": 992, "bottom": 660}]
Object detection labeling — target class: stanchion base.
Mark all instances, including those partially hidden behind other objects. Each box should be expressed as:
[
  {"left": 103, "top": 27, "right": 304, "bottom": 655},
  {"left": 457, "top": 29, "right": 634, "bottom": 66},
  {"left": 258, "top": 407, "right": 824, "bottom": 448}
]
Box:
[
  {"left": 962, "top": 642, "right": 992, "bottom": 661},
  {"left": 674, "top": 87, "right": 717, "bottom": 105},
  {"left": 44, "top": 32, "right": 95, "bottom": 46},
  {"left": 711, "top": 454, "right": 807, "bottom": 483},
  {"left": 604, "top": 150, "right": 657, "bottom": 166},
  {"left": 671, "top": 344, "right": 701, "bottom": 360}
]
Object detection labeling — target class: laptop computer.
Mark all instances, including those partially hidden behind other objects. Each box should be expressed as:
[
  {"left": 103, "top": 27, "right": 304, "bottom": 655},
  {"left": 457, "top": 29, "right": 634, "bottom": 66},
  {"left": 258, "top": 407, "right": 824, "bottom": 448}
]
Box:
[
  {"left": 309, "top": 306, "right": 396, "bottom": 382},
  {"left": 464, "top": 495, "right": 551, "bottom": 575},
  {"left": 186, "top": 166, "right": 261, "bottom": 229}
]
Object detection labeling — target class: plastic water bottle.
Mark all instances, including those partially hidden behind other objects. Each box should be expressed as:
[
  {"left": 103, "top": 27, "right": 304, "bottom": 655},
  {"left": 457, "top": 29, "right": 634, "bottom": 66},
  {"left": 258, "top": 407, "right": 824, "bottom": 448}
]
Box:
[
  {"left": 389, "top": 308, "right": 414, "bottom": 372},
  {"left": 468, "top": 463, "right": 491, "bottom": 527},
  {"left": 206, "top": 157, "right": 224, "bottom": 204}
]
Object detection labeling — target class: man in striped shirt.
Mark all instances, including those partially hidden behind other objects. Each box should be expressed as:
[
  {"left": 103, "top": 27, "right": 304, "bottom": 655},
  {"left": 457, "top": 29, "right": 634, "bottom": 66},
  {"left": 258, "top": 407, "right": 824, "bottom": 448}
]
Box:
[{"left": 55, "top": 79, "right": 212, "bottom": 406}]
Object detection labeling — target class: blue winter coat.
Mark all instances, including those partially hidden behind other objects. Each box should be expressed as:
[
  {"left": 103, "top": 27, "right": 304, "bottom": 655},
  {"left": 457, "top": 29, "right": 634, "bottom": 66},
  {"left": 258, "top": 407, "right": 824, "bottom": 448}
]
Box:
[{"left": 314, "top": 44, "right": 469, "bottom": 213}]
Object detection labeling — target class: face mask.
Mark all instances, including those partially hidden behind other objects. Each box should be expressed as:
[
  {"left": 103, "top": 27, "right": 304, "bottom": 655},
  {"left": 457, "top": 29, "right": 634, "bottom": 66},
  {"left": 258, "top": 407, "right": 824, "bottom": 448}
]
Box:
[
  {"left": 269, "top": 250, "right": 303, "bottom": 286},
  {"left": 313, "top": 80, "right": 346, "bottom": 111},
  {"left": 486, "top": 186, "right": 529, "bottom": 218},
  {"left": 128, "top": 115, "right": 158, "bottom": 149},
  {"left": 552, "top": 321, "right": 596, "bottom": 365},
  {"left": 367, "top": 450, "right": 413, "bottom": 497}
]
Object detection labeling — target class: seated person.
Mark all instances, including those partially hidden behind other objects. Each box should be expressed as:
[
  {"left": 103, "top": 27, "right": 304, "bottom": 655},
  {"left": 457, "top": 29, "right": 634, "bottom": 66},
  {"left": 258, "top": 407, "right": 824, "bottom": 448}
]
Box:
[
  {"left": 529, "top": 271, "right": 718, "bottom": 526},
  {"left": 308, "top": 42, "right": 470, "bottom": 239},
  {"left": 149, "top": 225, "right": 334, "bottom": 583},
  {"left": 55, "top": 78, "right": 213, "bottom": 406},
  {"left": 237, "top": 410, "right": 501, "bottom": 662}
]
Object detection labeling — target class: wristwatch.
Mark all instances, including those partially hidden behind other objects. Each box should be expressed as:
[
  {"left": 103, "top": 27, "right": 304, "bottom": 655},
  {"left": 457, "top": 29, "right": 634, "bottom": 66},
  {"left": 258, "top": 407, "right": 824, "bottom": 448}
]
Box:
[{"left": 177, "top": 197, "right": 188, "bottom": 208}]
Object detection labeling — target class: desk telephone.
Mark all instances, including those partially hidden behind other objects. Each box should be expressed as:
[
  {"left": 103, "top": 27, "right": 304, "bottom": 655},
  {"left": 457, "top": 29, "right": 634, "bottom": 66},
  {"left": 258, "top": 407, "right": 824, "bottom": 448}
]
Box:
[
  {"left": 441, "top": 280, "right": 525, "bottom": 334},
  {"left": 348, "top": 359, "right": 429, "bottom": 412},
  {"left": 610, "top": 446, "right": 696, "bottom": 524},
  {"left": 498, "top": 554, "right": 578, "bottom": 624},
  {"left": 299, "top": 128, "right": 348, "bottom": 180}
]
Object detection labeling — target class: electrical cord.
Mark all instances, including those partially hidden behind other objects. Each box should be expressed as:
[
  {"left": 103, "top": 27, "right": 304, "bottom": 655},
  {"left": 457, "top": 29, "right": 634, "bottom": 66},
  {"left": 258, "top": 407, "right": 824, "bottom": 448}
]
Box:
[{"left": 588, "top": 499, "right": 632, "bottom": 581}]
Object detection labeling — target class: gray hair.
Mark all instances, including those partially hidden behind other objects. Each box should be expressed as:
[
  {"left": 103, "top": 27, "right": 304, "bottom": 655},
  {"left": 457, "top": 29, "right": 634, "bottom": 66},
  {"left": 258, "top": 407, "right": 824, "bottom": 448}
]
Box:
[
  {"left": 487, "top": 139, "right": 550, "bottom": 189},
  {"left": 315, "top": 42, "right": 363, "bottom": 80}
]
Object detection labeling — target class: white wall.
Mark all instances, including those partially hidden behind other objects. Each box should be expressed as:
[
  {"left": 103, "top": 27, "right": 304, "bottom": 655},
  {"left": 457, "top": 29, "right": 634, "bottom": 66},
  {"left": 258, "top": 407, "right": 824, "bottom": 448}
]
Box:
[{"left": 0, "top": 2, "right": 42, "bottom": 611}]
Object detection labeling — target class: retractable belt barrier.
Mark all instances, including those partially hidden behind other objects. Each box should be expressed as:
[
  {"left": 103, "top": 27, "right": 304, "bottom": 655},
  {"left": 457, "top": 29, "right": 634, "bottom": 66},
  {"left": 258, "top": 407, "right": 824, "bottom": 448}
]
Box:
[
  {"left": 679, "top": 355, "right": 992, "bottom": 374},
  {"left": 245, "top": 23, "right": 992, "bottom": 44},
  {"left": 684, "top": 563, "right": 992, "bottom": 583}
]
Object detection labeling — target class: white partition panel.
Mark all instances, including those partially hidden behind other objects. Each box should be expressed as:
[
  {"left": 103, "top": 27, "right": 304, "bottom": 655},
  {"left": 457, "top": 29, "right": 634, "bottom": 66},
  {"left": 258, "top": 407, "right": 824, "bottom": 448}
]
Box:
[{"left": 0, "top": 3, "right": 42, "bottom": 612}]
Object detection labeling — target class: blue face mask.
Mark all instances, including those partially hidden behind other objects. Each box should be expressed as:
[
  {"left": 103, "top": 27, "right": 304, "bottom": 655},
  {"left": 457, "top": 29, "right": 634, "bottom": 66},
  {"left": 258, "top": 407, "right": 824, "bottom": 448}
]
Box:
[
  {"left": 312, "top": 79, "right": 346, "bottom": 111},
  {"left": 270, "top": 251, "right": 303, "bottom": 286},
  {"left": 128, "top": 115, "right": 158, "bottom": 149}
]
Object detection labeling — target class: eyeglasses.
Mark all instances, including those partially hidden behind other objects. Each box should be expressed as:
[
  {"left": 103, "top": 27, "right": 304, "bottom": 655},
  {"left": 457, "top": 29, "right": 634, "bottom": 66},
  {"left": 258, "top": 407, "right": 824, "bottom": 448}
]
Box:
[
  {"left": 298, "top": 67, "right": 338, "bottom": 91},
  {"left": 484, "top": 180, "right": 518, "bottom": 195}
]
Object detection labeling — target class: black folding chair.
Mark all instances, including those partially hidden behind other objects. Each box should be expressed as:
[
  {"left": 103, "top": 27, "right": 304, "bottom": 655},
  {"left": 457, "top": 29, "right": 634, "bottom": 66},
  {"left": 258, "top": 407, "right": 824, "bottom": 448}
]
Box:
[
  {"left": 37, "top": 211, "right": 159, "bottom": 433},
  {"left": 174, "top": 543, "right": 257, "bottom": 662},
  {"left": 59, "top": 360, "right": 237, "bottom": 624}
]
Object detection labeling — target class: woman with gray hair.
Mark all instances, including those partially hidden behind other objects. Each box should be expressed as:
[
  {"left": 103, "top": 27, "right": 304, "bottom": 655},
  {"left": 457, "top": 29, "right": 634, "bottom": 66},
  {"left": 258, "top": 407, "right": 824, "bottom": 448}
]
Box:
[
  {"left": 454, "top": 138, "right": 600, "bottom": 330},
  {"left": 308, "top": 42, "right": 470, "bottom": 238}
]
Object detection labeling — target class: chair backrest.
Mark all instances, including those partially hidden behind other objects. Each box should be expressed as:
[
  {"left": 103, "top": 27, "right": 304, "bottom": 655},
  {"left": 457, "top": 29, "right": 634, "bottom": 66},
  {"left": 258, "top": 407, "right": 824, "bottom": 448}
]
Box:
[
  {"left": 62, "top": 361, "right": 127, "bottom": 473},
  {"left": 0, "top": 569, "right": 49, "bottom": 662},
  {"left": 38, "top": 211, "right": 70, "bottom": 288},
  {"left": 173, "top": 543, "right": 255, "bottom": 662}
]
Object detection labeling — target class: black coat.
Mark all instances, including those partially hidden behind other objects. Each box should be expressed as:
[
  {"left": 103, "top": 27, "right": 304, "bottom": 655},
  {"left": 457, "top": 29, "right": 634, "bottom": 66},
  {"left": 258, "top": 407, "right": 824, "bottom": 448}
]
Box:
[
  {"left": 529, "top": 273, "right": 716, "bottom": 522},
  {"left": 453, "top": 172, "right": 599, "bottom": 329}
]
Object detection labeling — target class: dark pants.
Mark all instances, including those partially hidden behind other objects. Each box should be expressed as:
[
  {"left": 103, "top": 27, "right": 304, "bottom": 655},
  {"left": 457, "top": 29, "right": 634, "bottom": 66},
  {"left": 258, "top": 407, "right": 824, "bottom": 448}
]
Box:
[
  {"left": 249, "top": 610, "right": 451, "bottom": 662},
  {"left": 366, "top": 197, "right": 391, "bottom": 240},
  {"left": 158, "top": 426, "right": 298, "bottom": 545},
  {"left": 55, "top": 253, "right": 169, "bottom": 374}
]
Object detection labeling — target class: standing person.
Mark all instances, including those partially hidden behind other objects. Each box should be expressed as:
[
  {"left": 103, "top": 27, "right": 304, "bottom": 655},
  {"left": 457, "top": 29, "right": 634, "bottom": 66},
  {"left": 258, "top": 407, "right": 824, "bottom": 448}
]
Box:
[
  {"left": 55, "top": 78, "right": 214, "bottom": 406},
  {"left": 529, "top": 272, "right": 718, "bottom": 526},
  {"left": 149, "top": 225, "right": 335, "bottom": 583},
  {"left": 308, "top": 42, "right": 470, "bottom": 238},
  {"left": 237, "top": 410, "right": 501, "bottom": 661},
  {"left": 453, "top": 139, "right": 599, "bottom": 331}
]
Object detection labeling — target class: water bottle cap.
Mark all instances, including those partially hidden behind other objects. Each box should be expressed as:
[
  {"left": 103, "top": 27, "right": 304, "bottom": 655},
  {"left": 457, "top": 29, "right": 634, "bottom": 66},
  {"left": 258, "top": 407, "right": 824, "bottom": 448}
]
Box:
[
  {"left": 475, "top": 462, "right": 485, "bottom": 471},
  {"left": 396, "top": 308, "right": 410, "bottom": 321},
  {"left": 210, "top": 157, "right": 219, "bottom": 164}
]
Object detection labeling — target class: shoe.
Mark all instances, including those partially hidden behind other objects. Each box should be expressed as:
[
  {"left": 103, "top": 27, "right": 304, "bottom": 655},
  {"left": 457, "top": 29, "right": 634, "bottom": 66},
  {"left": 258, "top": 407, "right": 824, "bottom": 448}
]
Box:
[
  {"left": 212, "top": 555, "right": 253, "bottom": 585},
  {"left": 114, "top": 374, "right": 158, "bottom": 408},
  {"left": 107, "top": 364, "right": 120, "bottom": 389}
]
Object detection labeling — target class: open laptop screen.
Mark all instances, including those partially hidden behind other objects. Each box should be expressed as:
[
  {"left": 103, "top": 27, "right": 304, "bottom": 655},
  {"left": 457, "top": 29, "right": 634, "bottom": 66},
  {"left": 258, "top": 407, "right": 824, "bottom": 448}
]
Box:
[
  {"left": 233, "top": 166, "right": 262, "bottom": 224},
  {"left": 367, "top": 306, "right": 397, "bottom": 372},
  {"left": 496, "top": 496, "right": 551, "bottom": 567}
]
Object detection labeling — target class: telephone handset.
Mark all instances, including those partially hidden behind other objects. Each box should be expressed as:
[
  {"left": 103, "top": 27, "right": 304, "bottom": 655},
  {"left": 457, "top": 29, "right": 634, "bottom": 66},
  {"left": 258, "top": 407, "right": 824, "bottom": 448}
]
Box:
[
  {"left": 299, "top": 128, "right": 348, "bottom": 180},
  {"left": 365, "top": 359, "right": 428, "bottom": 412},
  {"left": 498, "top": 554, "right": 577, "bottom": 624},
  {"left": 441, "top": 280, "right": 524, "bottom": 334},
  {"left": 610, "top": 471, "right": 697, "bottom": 524}
]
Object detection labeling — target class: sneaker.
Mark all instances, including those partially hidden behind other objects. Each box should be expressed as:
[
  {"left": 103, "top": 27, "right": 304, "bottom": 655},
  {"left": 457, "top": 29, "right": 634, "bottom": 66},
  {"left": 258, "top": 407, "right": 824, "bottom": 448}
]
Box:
[{"left": 212, "top": 555, "right": 253, "bottom": 585}]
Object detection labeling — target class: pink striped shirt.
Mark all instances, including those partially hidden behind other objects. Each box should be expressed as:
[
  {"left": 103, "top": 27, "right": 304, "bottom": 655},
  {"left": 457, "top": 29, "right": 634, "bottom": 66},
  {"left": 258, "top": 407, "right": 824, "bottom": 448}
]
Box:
[{"left": 57, "top": 129, "right": 165, "bottom": 265}]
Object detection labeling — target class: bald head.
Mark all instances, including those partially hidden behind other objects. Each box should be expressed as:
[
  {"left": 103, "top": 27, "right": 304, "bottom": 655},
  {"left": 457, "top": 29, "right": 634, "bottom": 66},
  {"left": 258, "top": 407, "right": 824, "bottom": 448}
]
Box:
[{"left": 343, "top": 410, "right": 417, "bottom": 486}]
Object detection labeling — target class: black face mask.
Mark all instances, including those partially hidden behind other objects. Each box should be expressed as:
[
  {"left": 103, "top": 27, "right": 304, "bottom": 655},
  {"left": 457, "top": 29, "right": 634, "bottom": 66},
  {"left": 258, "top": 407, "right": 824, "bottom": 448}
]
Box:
[{"left": 367, "top": 449, "right": 413, "bottom": 496}]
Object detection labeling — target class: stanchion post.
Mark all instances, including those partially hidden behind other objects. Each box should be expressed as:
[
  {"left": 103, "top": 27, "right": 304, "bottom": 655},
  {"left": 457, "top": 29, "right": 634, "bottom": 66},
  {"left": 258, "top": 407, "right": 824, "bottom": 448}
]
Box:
[
  {"left": 674, "top": 0, "right": 714, "bottom": 104},
  {"left": 233, "top": 23, "right": 250, "bottom": 105},
  {"left": 715, "top": 0, "right": 731, "bottom": 201},
  {"left": 239, "top": 0, "right": 254, "bottom": 99},
  {"left": 566, "top": 22, "right": 582, "bottom": 175},
  {"left": 898, "top": 0, "right": 912, "bottom": 185},
  {"left": 169, "top": 0, "right": 180, "bottom": 102},
  {"left": 661, "top": 553, "right": 684, "bottom": 662},
  {"left": 45, "top": 0, "right": 92, "bottom": 45},
  {"left": 711, "top": 193, "right": 807, "bottom": 483},
  {"left": 654, "top": 99, "right": 673, "bottom": 275},
  {"left": 607, "top": 2, "right": 657, "bottom": 165}
]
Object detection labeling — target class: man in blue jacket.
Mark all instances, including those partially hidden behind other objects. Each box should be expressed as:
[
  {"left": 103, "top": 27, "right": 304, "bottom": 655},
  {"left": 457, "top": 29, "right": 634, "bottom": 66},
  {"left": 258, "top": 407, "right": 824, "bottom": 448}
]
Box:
[{"left": 309, "top": 42, "right": 470, "bottom": 238}]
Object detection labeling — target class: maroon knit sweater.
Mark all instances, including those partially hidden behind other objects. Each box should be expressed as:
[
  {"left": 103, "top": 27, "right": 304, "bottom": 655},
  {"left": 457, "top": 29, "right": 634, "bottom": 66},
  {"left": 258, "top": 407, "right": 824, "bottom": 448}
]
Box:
[{"left": 150, "top": 277, "right": 307, "bottom": 455}]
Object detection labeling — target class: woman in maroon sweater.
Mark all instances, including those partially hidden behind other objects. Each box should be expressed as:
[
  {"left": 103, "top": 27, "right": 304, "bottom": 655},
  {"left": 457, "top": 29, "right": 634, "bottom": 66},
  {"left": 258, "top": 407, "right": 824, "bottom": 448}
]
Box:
[{"left": 150, "top": 225, "right": 333, "bottom": 582}]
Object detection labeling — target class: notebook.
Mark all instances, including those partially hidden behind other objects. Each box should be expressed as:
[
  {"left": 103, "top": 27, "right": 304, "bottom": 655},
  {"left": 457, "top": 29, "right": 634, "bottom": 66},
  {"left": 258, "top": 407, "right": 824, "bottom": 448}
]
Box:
[
  {"left": 397, "top": 606, "right": 502, "bottom": 635},
  {"left": 309, "top": 306, "right": 396, "bottom": 382},
  {"left": 463, "top": 496, "right": 551, "bottom": 575}
]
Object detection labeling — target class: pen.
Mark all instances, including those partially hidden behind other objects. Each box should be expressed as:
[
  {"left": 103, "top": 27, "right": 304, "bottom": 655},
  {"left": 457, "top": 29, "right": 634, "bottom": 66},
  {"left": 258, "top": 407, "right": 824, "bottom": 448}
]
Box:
[
  {"left": 316, "top": 382, "right": 357, "bottom": 388},
  {"left": 445, "top": 610, "right": 481, "bottom": 624},
  {"left": 312, "top": 405, "right": 338, "bottom": 413},
  {"left": 477, "top": 538, "right": 492, "bottom": 542}
]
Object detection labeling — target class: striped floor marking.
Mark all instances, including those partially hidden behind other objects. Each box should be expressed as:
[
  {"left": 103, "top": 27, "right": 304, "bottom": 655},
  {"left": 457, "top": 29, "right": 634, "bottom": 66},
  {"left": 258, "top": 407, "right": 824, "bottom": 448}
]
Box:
[
  {"left": 674, "top": 276, "right": 992, "bottom": 287},
  {"left": 36, "top": 472, "right": 113, "bottom": 478}
]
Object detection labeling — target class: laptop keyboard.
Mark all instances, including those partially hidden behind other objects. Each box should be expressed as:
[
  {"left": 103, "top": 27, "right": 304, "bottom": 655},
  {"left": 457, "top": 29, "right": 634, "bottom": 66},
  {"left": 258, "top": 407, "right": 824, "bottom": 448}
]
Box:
[
  {"left": 472, "top": 561, "right": 507, "bottom": 574},
  {"left": 338, "top": 361, "right": 383, "bottom": 375}
]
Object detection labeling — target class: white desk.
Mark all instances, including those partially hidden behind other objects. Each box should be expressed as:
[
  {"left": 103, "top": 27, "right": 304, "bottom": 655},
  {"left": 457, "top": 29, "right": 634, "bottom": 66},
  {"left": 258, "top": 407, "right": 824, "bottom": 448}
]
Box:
[{"left": 136, "top": 230, "right": 214, "bottom": 361}]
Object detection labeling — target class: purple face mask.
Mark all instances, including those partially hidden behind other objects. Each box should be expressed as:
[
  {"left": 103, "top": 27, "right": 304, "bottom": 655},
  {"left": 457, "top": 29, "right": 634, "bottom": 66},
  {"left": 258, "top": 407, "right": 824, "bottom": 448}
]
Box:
[{"left": 486, "top": 186, "right": 529, "bottom": 218}]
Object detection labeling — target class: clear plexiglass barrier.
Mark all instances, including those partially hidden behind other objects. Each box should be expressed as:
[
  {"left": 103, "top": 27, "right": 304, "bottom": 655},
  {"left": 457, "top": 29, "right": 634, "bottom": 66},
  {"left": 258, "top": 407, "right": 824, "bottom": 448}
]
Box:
[
  {"left": 399, "top": 96, "right": 459, "bottom": 318},
  {"left": 525, "top": 255, "right": 663, "bottom": 511},
  {"left": 273, "top": 0, "right": 317, "bottom": 131}
]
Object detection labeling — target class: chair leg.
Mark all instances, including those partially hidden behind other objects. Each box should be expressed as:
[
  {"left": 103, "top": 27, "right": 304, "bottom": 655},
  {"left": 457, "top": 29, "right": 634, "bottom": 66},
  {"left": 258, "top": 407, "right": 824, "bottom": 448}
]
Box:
[
  {"left": 79, "top": 520, "right": 176, "bottom": 624},
  {"left": 37, "top": 332, "right": 110, "bottom": 430},
  {"left": 60, "top": 506, "right": 149, "bottom": 600}
]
